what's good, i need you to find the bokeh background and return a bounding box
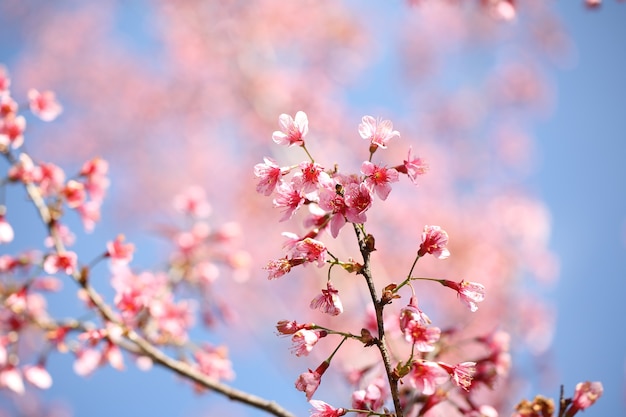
[0,1,624,416]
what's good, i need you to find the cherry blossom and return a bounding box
[407,360,449,395]
[254,157,284,196]
[295,161,333,193]
[295,362,328,400]
[441,279,485,312]
[43,251,78,275]
[290,329,323,357]
[63,180,87,209]
[194,344,234,382]
[28,89,63,121]
[23,364,53,389]
[351,380,385,413]
[418,225,450,259]
[292,238,327,267]
[404,321,441,352]
[106,234,135,266]
[273,179,306,221]
[570,381,603,413]
[272,111,309,147]
[310,281,343,316]
[343,182,372,224]
[361,161,399,200]
[173,185,212,218]
[438,361,476,391]
[0,114,26,150]
[396,146,428,184]
[358,115,400,149]
[0,366,25,394]
[309,400,346,417]
[318,186,348,238]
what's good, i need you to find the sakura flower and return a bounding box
[352,381,385,412]
[28,89,63,121]
[571,381,603,412]
[295,162,333,193]
[441,279,485,312]
[0,113,26,150]
[404,321,441,352]
[309,400,346,417]
[276,320,307,335]
[396,146,428,184]
[290,329,323,357]
[8,153,41,183]
[0,95,17,116]
[76,200,102,232]
[0,215,14,243]
[273,111,308,147]
[43,251,78,275]
[254,157,283,196]
[62,180,86,209]
[358,115,400,149]
[0,366,24,394]
[418,225,450,259]
[106,235,135,266]
[399,296,431,332]
[408,360,449,395]
[292,237,327,267]
[295,362,328,400]
[80,157,109,203]
[361,161,399,200]
[194,344,234,381]
[23,364,53,389]
[264,257,301,280]
[273,179,306,221]
[310,281,343,316]
[318,186,348,238]
[438,361,476,391]
[343,182,372,224]
[38,162,66,196]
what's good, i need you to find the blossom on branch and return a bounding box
[309,400,346,417]
[418,225,450,259]
[273,111,308,147]
[43,251,78,275]
[254,157,284,196]
[358,115,399,149]
[441,279,485,312]
[310,281,343,316]
[361,161,399,200]
[28,89,63,122]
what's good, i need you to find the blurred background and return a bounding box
[0,1,624,416]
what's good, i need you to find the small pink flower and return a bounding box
[292,237,327,267]
[361,161,399,200]
[0,215,14,244]
[344,182,372,224]
[310,281,343,316]
[43,251,78,275]
[0,114,26,149]
[38,162,66,196]
[408,360,449,395]
[0,366,24,394]
[290,329,322,357]
[76,201,102,232]
[295,162,333,193]
[309,400,346,417]
[358,115,400,149]
[438,361,476,391]
[318,186,348,238]
[404,321,441,352]
[571,381,603,411]
[80,157,109,203]
[106,234,135,266]
[23,364,53,389]
[400,146,428,184]
[442,279,485,312]
[194,344,234,382]
[352,381,385,412]
[399,296,431,332]
[418,225,450,259]
[63,180,86,209]
[264,257,297,280]
[28,89,63,121]
[254,157,283,196]
[273,111,308,147]
[295,362,328,400]
[273,179,306,221]
[0,95,17,117]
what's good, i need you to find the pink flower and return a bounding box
[292,237,327,267]
[254,157,283,196]
[309,400,346,417]
[438,361,476,391]
[106,235,135,266]
[80,157,109,203]
[361,161,399,200]
[318,186,348,238]
[344,182,372,224]
[0,114,26,150]
[28,89,63,121]
[310,281,343,316]
[76,201,102,232]
[273,179,306,221]
[571,381,603,412]
[399,296,431,332]
[194,344,235,382]
[404,321,441,352]
[408,360,449,395]
[38,162,66,196]
[23,364,53,389]
[63,180,87,209]
[264,257,297,280]
[418,225,450,259]
[0,366,24,394]
[0,215,14,244]
[358,115,399,149]
[400,146,428,184]
[290,329,322,357]
[0,95,17,117]
[442,279,485,312]
[295,162,333,193]
[295,362,328,400]
[43,251,78,275]
[272,111,308,147]
[352,381,385,413]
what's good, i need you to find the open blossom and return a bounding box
[292,237,327,267]
[43,251,78,275]
[63,180,87,209]
[399,296,431,332]
[28,89,63,121]
[272,111,308,147]
[318,186,348,238]
[290,329,323,357]
[309,400,346,417]
[310,281,343,316]
[295,161,333,193]
[273,178,306,221]
[0,113,26,150]
[194,344,234,382]
[418,225,450,259]
[358,115,400,149]
[361,161,399,200]
[408,360,449,395]
[438,361,476,391]
[404,321,441,352]
[264,257,295,280]
[442,279,485,312]
[106,235,135,266]
[344,182,372,224]
[254,157,283,196]
[398,146,428,184]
